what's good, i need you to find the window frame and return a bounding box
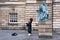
[9,13,18,24]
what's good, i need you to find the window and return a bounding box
[9,13,18,24]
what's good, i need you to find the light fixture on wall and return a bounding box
[11,7,16,13]
[12,8,15,12]
[12,8,15,11]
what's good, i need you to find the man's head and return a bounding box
[30,18,33,21]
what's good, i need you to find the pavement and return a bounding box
[0,30,60,40]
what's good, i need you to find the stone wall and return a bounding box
[53,0,60,32]
[0,0,53,30]
[1,0,60,31]
[0,4,26,30]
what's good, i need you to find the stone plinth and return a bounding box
[38,21,52,37]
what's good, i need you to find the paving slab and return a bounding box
[0,30,60,40]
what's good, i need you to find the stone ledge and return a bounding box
[0,27,38,30]
[0,27,25,30]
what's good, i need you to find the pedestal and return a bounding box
[38,21,52,37]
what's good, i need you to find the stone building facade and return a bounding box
[53,0,60,32]
[0,0,37,30]
[0,0,60,32]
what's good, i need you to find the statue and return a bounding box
[36,1,49,22]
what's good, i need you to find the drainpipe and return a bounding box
[52,0,54,33]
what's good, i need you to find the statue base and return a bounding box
[38,21,52,37]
